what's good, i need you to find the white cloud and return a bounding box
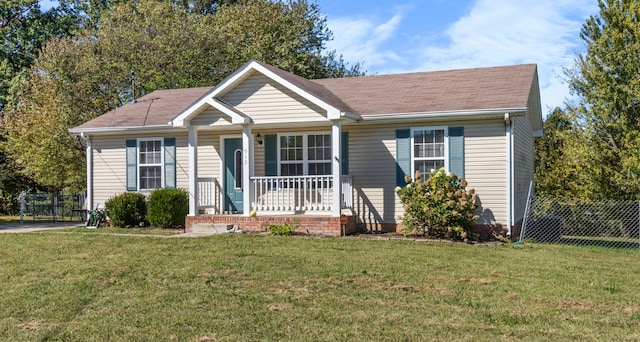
[415,0,597,113]
[326,0,598,113]
[326,9,405,67]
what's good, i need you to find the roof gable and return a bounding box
[172,60,346,126]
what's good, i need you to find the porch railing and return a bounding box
[251,175,352,212]
[197,177,220,213]
[341,175,353,209]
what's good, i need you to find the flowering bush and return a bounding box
[395,168,479,241]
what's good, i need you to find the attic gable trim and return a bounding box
[206,98,252,125]
[248,62,342,119]
[172,61,343,127]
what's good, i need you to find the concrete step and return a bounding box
[191,223,242,234]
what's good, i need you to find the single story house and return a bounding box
[70,60,542,238]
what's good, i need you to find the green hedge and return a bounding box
[147,188,188,228]
[105,192,147,228]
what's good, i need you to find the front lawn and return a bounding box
[0,233,638,341]
[60,227,184,236]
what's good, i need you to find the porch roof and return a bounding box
[70,61,540,133]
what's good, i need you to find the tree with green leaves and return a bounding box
[3,0,363,192]
[0,0,78,204]
[0,0,76,110]
[212,0,362,79]
[534,108,587,199]
[564,0,640,200]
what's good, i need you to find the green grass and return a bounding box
[0,233,639,341]
[60,227,184,236]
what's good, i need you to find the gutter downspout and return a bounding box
[505,113,513,237]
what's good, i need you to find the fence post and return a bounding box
[53,195,58,223]
[638,201,639,251]
[18,191,26,224]
[518,181,534,243]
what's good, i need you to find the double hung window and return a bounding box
[139,139,163,190]
[412,127,447,176]
[279,133,331,176]
[126,137,175,191]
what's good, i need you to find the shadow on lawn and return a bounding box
[557,236,640,249]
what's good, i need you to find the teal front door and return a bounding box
[224,138,243,213]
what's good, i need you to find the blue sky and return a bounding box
[40,0,599,113]
[320,0,599,113]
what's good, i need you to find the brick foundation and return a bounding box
[358,222,521,241]
[186,215,519,240]
[186,214,357,237]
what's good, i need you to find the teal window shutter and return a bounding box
[396,129,411,186]
[125,139,137,191]
[341,131,349,175]
[164,137,176,188]
[448,127,464,178]
[264,134,277,176]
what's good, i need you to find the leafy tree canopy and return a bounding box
[534,108,587,199]
[564,0,640,200]
[2,0,363,192]
[0,0,76,111]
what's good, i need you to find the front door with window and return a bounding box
[224,138,243,213]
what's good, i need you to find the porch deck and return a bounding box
[197,175,353,215]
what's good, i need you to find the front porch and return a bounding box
[172,61,358,234]
[190,174,356,236]
[186,122,349,218]
[197,175,353,214]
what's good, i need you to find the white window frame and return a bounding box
[137,137,164,190]
[277,132,332,176]
[410,126,448,178]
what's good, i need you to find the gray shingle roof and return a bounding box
[313,64,537,115]
[72,87,211,130]
[71,62,537,131]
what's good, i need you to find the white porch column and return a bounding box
[85,135,93,211]
[242,124,252,216]
[331,120,342,217]
[188,126,198,216]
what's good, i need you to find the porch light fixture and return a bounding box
[256,133,263,146]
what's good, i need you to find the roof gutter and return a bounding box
[360,108,527,121]
[341,111,362,121]
[68,124,178,135]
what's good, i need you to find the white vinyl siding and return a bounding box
[220,73,327,124]
[190,107,233,127]
[513,113,535,224]
[345,121,508,229]
[348,124,398,228]
[90,133,190,207]
[89,119,510,229]
[463,121,508,226]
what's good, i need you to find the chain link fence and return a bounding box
[18,193,86,223]
[519,194,640,249]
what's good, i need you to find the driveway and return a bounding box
[0,222,83,233]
